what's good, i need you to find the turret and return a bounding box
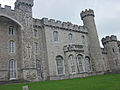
[80,9,104,72]
[14,0,34,25]
[15,0,34,11]
[102,35,117,45]
[102,35,120,71]
[14,0,34,27]
[14,0,38,81]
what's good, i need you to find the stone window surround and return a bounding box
[53,31,59,42]
[9,59,17,80]
[9,40,16,53]
[9,26,15,35]
[68,54,76,74]
[56,55,64,75]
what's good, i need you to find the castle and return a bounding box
[0,0,120,82]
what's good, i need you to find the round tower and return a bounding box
[80,9,104,72]
[102,35,120,71]
[15,0,34,25]
[14,0,38,81]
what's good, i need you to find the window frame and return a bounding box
[85,56,92,72]
[53,31,59,42]
[76,54,84,73]
[9,59,17,80]
[68,33,73,41]
[9,40,15,53]
[36,59,41,77]
[56,56,64,75]
[33,29,38,38]
[68,54,76,74]
[9,26,15,35]
[81,35,85,44]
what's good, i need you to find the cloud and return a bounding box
[0,0,120,46]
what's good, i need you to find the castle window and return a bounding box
[36,60,41,78]
[34,42,38,53]
[76,54,84,73]
[112,48,115,53]
[53,31,58,42]
[9,26,15,35]
[33,29,38,38]
[68,55,76,73]
[9,40,15,53]
[81,35,85,44]
[9,59,17,80]
[68,33,73,41]
[85,56,92,72]
[56,56,64,75]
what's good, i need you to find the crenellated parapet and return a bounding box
[101,48,107,54]
[33,18,43,28]
[117,41,120,47]
[41,18,88,34]
[0,4,16,20]
[101,35,117,45]
[80,9,94,20]
[15,0,34,8]
[0,4,15,12]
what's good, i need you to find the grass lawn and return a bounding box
[0,74,120,90]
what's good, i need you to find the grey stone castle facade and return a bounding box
[0,0,120,82]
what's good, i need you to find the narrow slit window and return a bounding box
[9,40,15,53]
[9,26,15,35]
[53,31,58,42]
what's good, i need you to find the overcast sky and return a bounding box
[0,0,120,46]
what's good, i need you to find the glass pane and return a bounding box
[9,60,16,79]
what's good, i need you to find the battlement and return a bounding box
[15,0,34,7]
[0,4,15,15]
[101,35,117,45]
[0,4,14,11]
[33,18,43,28]
[117,41,120,47]
[80,9,94,20]
[101,48,107,54]
[41,18,88,33]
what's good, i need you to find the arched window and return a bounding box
[76,54,84,73]
[53,31,58,42]
[56,56,64,75]
[68,55,76,73]
[33,29,38,38]
[85,56,91,72]
[9,59,17,80]
[9,26,15,35]
[36,60,42,78]
[68,33,73,41]
[9,40,15,53]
